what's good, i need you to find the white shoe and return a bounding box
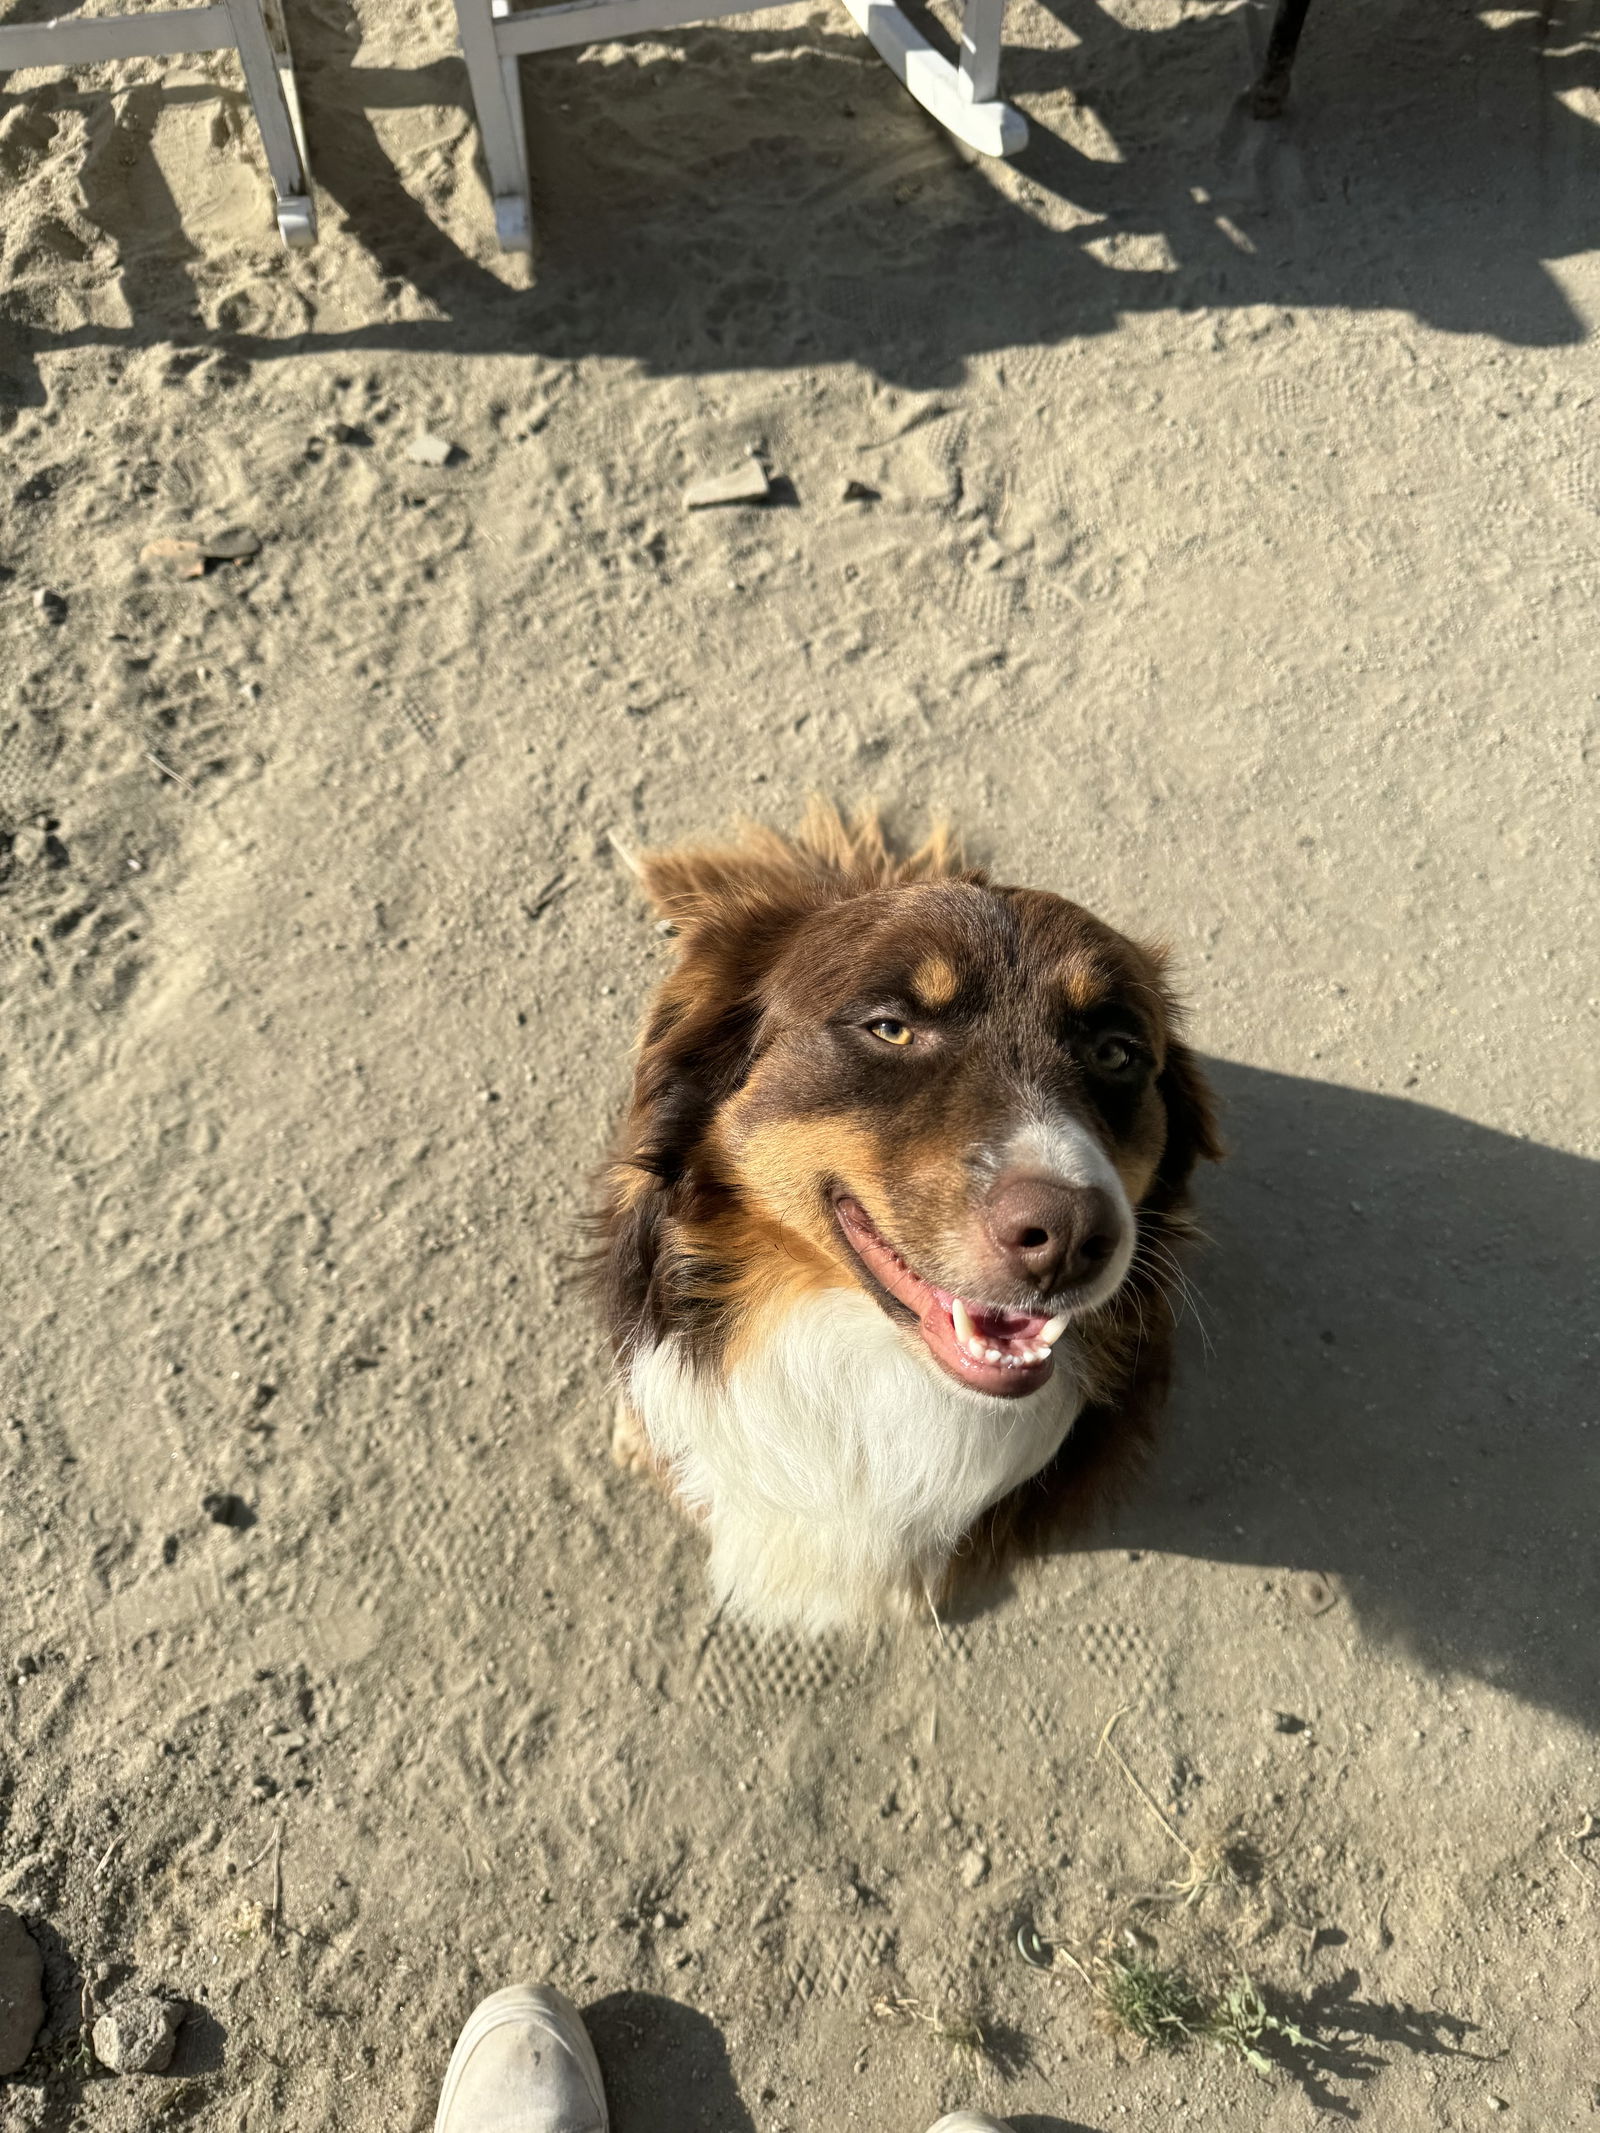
[926,2116,1015,2133]
[434,1985,608,2133]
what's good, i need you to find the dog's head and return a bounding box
[605,805,1219,1399]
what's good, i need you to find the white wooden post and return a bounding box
[452,0,532,251]
[223,0,315,242]
[0,0,316,245]
[956,0,1005,106]
[454,0,1026,252]
[836,0,1025,157]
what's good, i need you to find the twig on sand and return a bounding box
[1559,1810,1600,1888]
[146,749,192,790]
[922,1575,949,1651]
[239,1828,278,1875]
[1097,1706,1196,1865]
[270,1820,284,1941]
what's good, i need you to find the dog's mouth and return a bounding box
[832,1195,1070,1401]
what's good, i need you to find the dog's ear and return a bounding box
[632,801,980,933]
[1150,1036,1223,1210]
[623,837,832,1191]
[595,844,825,1360]
[637,844,821,938]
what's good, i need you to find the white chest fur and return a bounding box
[628,1289,1083,1631]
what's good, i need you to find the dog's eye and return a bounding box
[1091,1035,1137,1073]
[868,1018,914,1047]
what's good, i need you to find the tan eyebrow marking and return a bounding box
[1060,962,1107,1010]
[909,955,960,1010]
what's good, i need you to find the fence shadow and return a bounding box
[1,0,1597,399]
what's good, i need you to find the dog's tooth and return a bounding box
[1038,1312,1070,1347]
[951,1297,977,1348]
[984,1347,1002,1363]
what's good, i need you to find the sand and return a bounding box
[2,0,1598,2125]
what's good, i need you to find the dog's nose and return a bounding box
[986,1175,1122,1294]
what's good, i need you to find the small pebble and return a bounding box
[10,825,47,866]
[1293,1572,1338,1615]
[200,526,261,561]
[1266,1710,1307,1734]
[958,1847,989,1889]
[406,433,459,467]
[92,1997,182,2076]
[201,1492,253,1529]
[31,588,67,623]
[685,462,770,510]
[140,538,205,580]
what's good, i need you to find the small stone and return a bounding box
[92,1996,181,2075]
[201,1492,253,1530]
[1486,2099,1507,2114]
[1292,1572,1337,1615]
[10,825,47,866]
[958,1847,989,1889]
[0,1906,45,2075]
[405,432,459,467]
[200,526,261,562]
[140,538,205,581]
[31,588,67,624]
[684,462,770,510]
[1266,1710,1307,1734]
[841,479,880,503]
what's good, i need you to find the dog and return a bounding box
[594,803,1220,1631]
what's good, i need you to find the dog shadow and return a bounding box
[1097,1059,1600,1732]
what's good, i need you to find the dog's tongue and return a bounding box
[935,1294,1058,1367]
[835,1196,1060,1397]
[965,1302,1052,1345]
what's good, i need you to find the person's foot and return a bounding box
[926,2115,1016,2133]
[434,1984,608,2133]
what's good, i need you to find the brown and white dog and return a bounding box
[595,804,1220,1631]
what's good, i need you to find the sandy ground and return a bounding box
[2,0,1599,2126]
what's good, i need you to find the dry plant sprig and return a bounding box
[1096,1706,1231,1908]
[869,1990,988,2069]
